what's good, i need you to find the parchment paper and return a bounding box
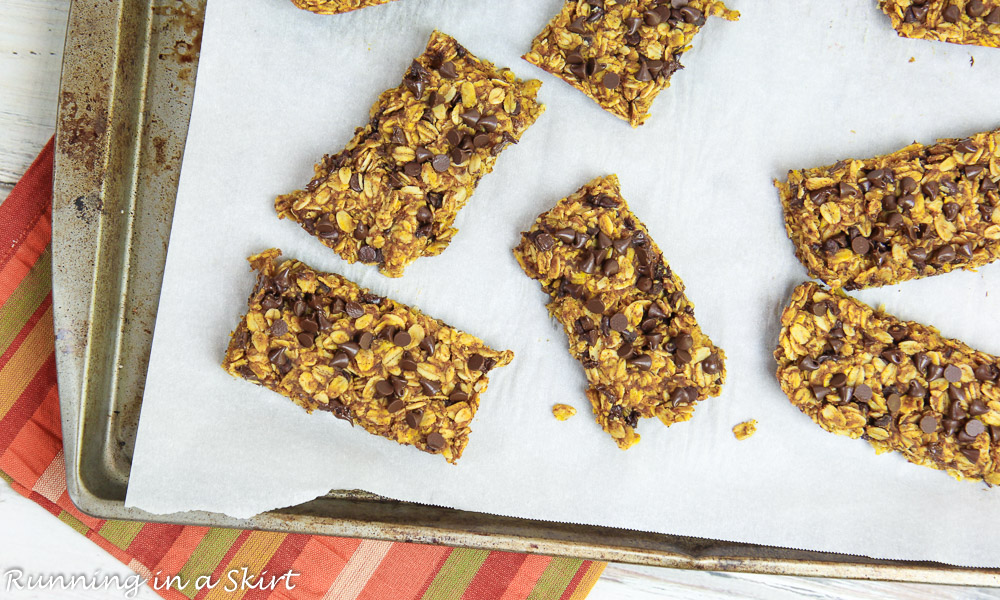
[125,0,1000,566]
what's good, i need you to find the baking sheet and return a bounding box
[125,0,1000,567]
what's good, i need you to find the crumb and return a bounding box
[733,420,757,441]
[909,57,915,63]
[970,56,975,67]
[552,404,577,421]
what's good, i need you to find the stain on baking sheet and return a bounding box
[154,0,205,66]
[59,89,110,173]
[73,193,104,224]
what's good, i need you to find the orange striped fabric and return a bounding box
[0,138,606,599]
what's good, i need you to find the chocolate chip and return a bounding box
[425,432,446,451]
[966,164,986,178]
[297,332,314,347]
[478,115,499,133]
[339,341,361,358]
[468,354,485,371]
[627,354,652,370]
[908,379,926,398]
[927,363,944,381]
[554,228,577,244]
[270,320,288,337]
[582,299,603,315]
[460,109,481,128]
[943,418,961,435]
[439,61,458,78]
[961,448,981,463]
[601,71,620,89]
[637,277,653,292]
[578,251,597,274]
[610,312,628,332]
[943,364,962,383]
[567,15,587,33]
[268,346,287,365]
[907,247,927,262]
[949,391,968,417]
[416,205,433,224]
[670,387,690,406]
[403,161,421,177]
[431,154,450,173]
[420,337,435,355]
[851,236,871,255]
[375,379,394,397]
[829,373,847,388]
[943,4,961,22]
[702,354,722,375]
[405,409,423,428]
[672,333,694,350]
[393,331,411,347]
[854,383,873,401]
[602,258,620,276]
[988,7,1000,24]
[812,386,832,401]
[449,390,469,405]
[881,348,904,365]
[387,398,406,413]
[358,331,373,350]
[942,202,960,221]
[300,316,319,335]
[919,414,939,433]
[975,364,997,381]
[415,379,439,396]
[957,139,978,154]
[533,232,555,251]
[679,5,704,24]
[799,357,820,371]
[887,393,902,413]
[675,349,691,364]
[647,304,667,320]
[965,418,986,438]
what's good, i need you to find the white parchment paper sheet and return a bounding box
[125,0,1000,566]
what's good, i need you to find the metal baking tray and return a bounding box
[50,0,1000,586]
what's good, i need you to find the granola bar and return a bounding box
[290,0,401,15]
[878,0,1000,48]
[513,175,726,449]
[276,31,545,278]
[523,0,738,127]
[775,281,1000,484]
[222,249,514,463]
[776,128,1000,290]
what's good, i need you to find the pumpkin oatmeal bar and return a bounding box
[276,31,544,277]
[523,0,738,127]
[290,0,401,14]
[222,249,514,463]
[775,281,1000,484]
[878,0,1000,48]
[514,175,726,449]
[776,127,1000,290]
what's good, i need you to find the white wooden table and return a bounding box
[1,2,998,598]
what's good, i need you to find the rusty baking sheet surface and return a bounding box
[49,0,1000,585]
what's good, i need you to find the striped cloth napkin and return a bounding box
[0,138,606,600]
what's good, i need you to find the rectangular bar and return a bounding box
[776,127,1000,290]
[290,0,402,14]
[523,0,738,127]
[513,175,726,449]
[222,249,514,463]
[775,281,1000,484]
[276,31,544,278]
[878,0,1000,48]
